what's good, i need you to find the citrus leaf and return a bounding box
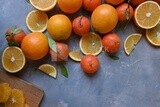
[48,37,57,52]
[109,55,119,60]
[60,64,68,78]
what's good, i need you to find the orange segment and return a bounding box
[79,32,102,55]
[26,10,48,32]
[5,89,25,107]
[146,22,160,46]
[124,33,142,55]
[30,0,57,11]
[69,50,82,61]
[2,46,26,73]
[134,1,160,29]
[0,83,11,103]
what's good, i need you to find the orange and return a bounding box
[26,10,48,32]
[0,83,11,103]
[30,0,57,11]
[57,0,82,14]
[105,0,125,6]
[91,4,118,34]
[80,55,100,74]
[2,46,26,73]
[116,3,134,22]
[69,50,82,62]
[83,0,102,12]
[130,0,145,6]
[134,1,160,29]
[49,42,69,61]
[47,14,72,41]
[21,32,49,60]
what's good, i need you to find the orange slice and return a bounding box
[30,0,57,11]
[124,33,142,55]
[69,50,82,61]
[134,1,160,29]
[5,89,25,107]
[26,10,48,32]
[38,64,57,78]
[146,22,160,46]
[2,46,26,73]
[79,32,102,55]
[0,83,11,103]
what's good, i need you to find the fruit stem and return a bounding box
[79,16,83,26]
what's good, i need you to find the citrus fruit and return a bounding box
[146,22,160,46]
[21,32,49,60]
[72,16,91,37]
[47,14,72,41]
[30,0,57,11]
[134,1,160,29]
[79,32,102,55]
[57,0,82,14]
[38,64,57,78]
[2,46,26,73]
[0,83,11,103]
[91,4,118,34]
[49,42,69,61]
[83,0,102,12]
[130,0,145,6]
[102,33,121,54]
[5,89,25,107]
[116,3,134,22]
[26,10,48,32]
[69,50,82,61]
[124,33,142,55]
[105,0,125,6]
[80,55,100,74]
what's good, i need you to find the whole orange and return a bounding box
[72,16,91,37]
[91,4,118,34]
[102,33,121,54]
[80,55,100,74]
[47,14,72,41]
[21,32,49,60]
[57,0,82,14]
[49,42,69,62]
[83,0,102,12]
[105,0,125,5]
[116,3,134,22]
[130,0,145,6]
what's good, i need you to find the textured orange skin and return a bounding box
[102,33,121,54]
[130,0,145,6]
[83,0,102,12]
[80,55,100,74]
[21,32,49,60]
[105,0,125,5]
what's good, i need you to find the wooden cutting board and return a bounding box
[0,71,44,107]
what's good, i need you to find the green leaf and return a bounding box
[60,64,68,78]
[109,55,119,60]
[10,26,21,34]
[48,37,57,52]
[26,0,30,4]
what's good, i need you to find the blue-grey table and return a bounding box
[0,0,160,107]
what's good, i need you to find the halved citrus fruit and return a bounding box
[79,32,102,55]
[146,22,160,46]
[2,46,26,73]
[5,89,25,107]
[0,83,11,103]
[38,64,57,78]
[134,1,160,29]
[26,10,48,32]
[69,50,82,61]
[30,0,57,11]
[124,33,142,55]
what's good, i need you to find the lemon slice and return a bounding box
[134,1,160,29]
[5,89,25,107]
[69,50,82,61]
[26,10,48,32]
[124,33,142,55]
[2,46,26,73]
[0,83,11,103]
[30,0,57,12]
[38,64,57,78]
[79,32,102,55]
[146,22,160,46]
